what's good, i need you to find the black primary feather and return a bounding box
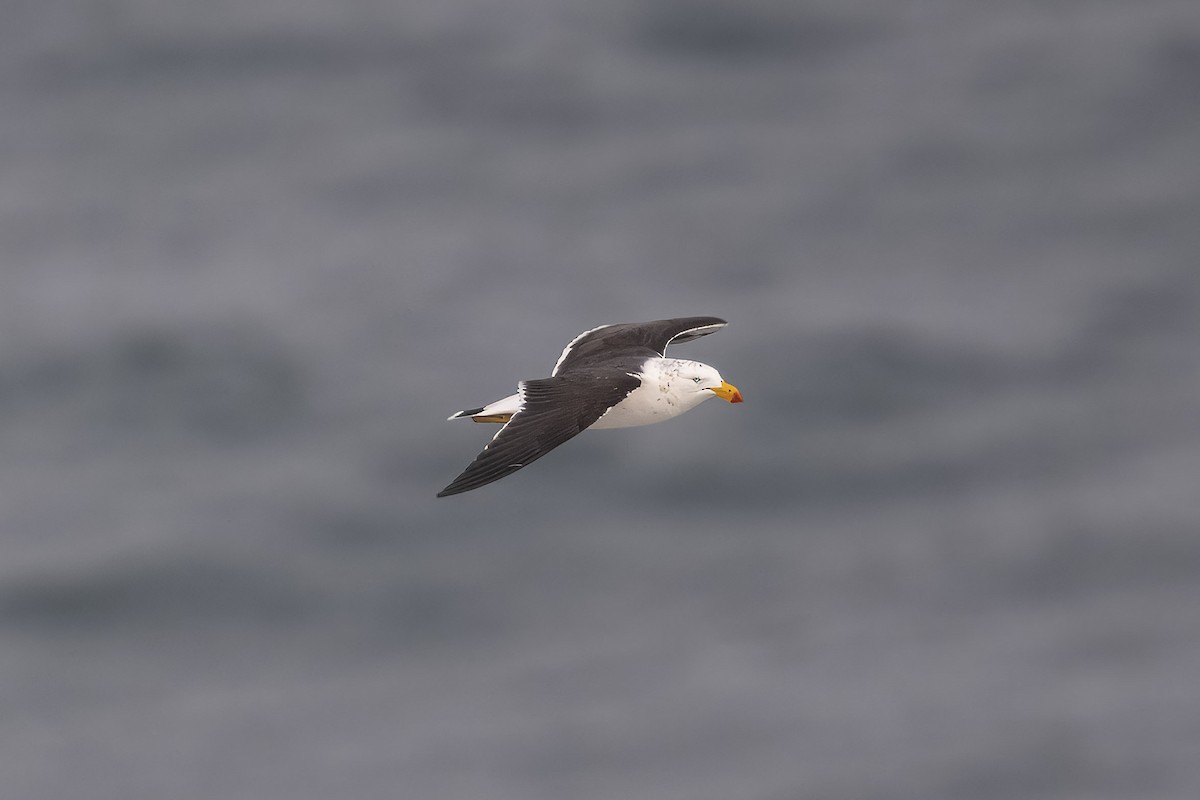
[437,370,640,497]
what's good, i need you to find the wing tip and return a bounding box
[436,472,500,498]
[436,475,478,497]
[687,317,728,330]
[663,318,729,349]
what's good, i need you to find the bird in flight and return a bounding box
[438,316,742,497]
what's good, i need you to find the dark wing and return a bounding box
[437,371,640,497]
[551,316,727,375]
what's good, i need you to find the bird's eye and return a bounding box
[693,376,702,383]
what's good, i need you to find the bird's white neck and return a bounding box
[590,358,713,429]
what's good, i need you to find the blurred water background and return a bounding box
[3,1,1200,798]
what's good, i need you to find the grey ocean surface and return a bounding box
[4,1,1200,798]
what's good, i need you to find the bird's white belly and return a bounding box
[590,382,694,429]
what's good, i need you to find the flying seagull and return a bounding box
[438,316,742,497]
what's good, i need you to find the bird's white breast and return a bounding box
[589,358,710,429]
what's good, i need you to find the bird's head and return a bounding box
[673,360,743,404]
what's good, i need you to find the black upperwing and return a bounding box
[437,371,640,497]
[551,317,727,376]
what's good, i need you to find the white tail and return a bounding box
[446,392,521,423]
